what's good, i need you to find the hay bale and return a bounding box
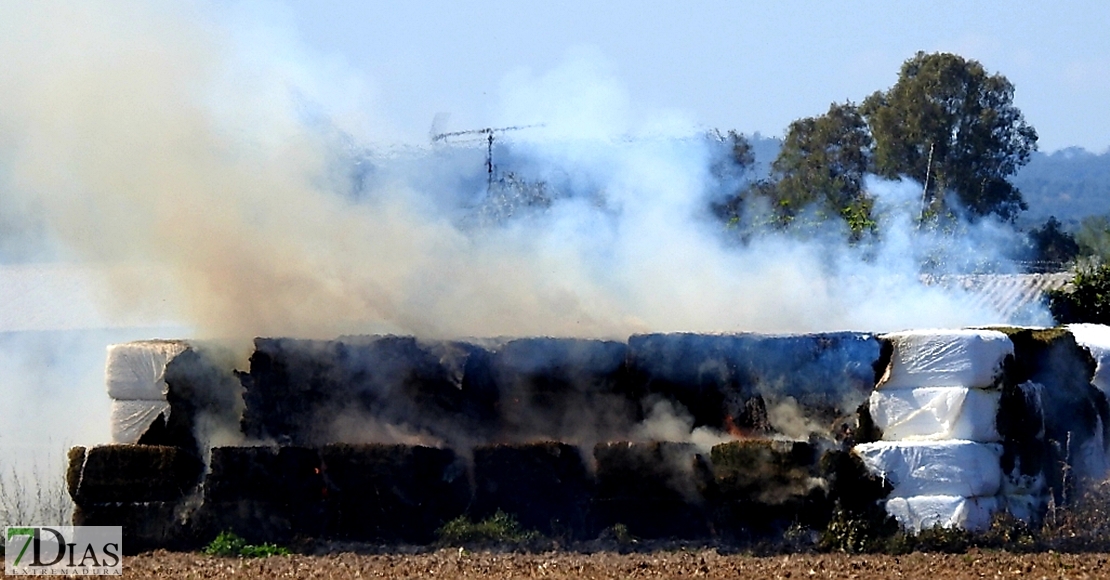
[472,442,593,538]
[106,341,242,457]
[66,446,85,500]
[627,333,879,437]
[204,446,281,503]
[592,441,712,539]
[73,502,184,554]
[710,440,824,515]
[992,327,1110,501]
[241,336,496,447]
[190,499,293,547]
[491,338,634,441]
[203,446,327,537]
[70,445,203,505]
[319,443,468,543]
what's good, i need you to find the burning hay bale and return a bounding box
[318,443,469,543]
[593,441,713,539]
[67,444,203,505]
[710,440,828,534]
[472,442,593,538]
[241,336,497,447]
[490,338,634,442]
[106,340,242,458]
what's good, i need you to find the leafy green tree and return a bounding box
[763,102,875,235]
[862,52,1038,222]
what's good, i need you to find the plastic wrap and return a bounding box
[869,386,1001,442]
[110,400,171,444]
[105,341,188,400]
[884,495,998,532]
[853,440,1002,498]
[1001,494,1047,524]
[876,329,1013,390]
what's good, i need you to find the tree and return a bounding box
[763,102,874,235]
[862,52,1038,222]
[1027,216,1079,267]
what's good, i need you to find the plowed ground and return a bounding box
[103,548,1110,579]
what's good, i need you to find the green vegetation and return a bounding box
[436,510,541,545]
[1048,264,1110,324]
[203,530,290,558]
[721,51,1038,239]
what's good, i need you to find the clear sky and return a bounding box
[282,0,1110,153]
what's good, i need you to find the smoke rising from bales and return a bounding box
[0,2,1040,344]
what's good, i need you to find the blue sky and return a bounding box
[284,1,1110,153]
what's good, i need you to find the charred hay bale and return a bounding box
[203,446,327,539]
[728,333,880,434]
[472,442,593,538]
[992,327,1110,501]
[204,446,280,503]
[190,499,294,547]
[626,333,878,437]
[490,338,634,441]
[710,440,828,534]
[592,441,713,539]
[69,445,203,505]
[318,444,468,543]
[241,336,496,447]
[73,502,185,554]
[626,334,742,431]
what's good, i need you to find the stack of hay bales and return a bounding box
[855,329,1018,531]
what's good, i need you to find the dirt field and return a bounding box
[97,548,1109,579]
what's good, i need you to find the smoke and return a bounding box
[0,0,1041,346]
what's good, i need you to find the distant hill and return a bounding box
[1012,147,1110,225]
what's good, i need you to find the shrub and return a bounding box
[203,530,290,558]
[436,511,541,545]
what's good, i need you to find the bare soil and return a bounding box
[87,548,1110,579]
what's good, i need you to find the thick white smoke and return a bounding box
[0,1,1035,344]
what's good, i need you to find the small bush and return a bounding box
[203,530,290,558]
[436,511,541,545]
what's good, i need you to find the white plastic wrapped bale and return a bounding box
[105,340,189,401]
[869,387,1001,442]
[885,495,998,533]
[1067,323,1110,395]
[876,329,1013,390]
[853,440,1002,498]
[110,400,171,444]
